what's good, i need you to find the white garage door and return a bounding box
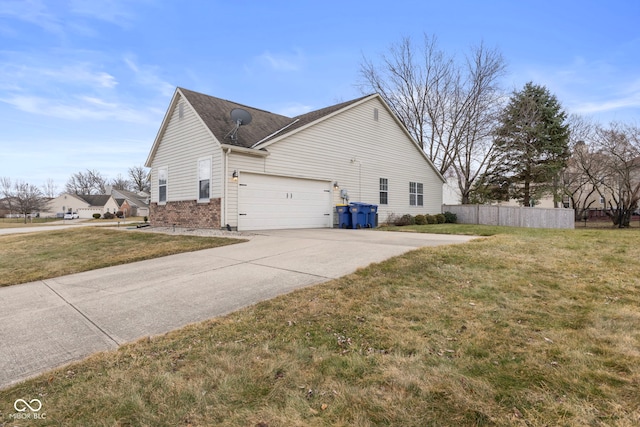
[238,173,333,231]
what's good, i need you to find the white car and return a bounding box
[64,212,79,219]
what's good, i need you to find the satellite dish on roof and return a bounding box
[230,108,252,126]
[226,108,252,141]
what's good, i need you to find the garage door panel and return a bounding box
[238,173,332,231]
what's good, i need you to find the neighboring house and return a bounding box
[44,193,119,219]
[145,87,445,231]
[110,188,150,217]
[497,195,556,209]
[442,176,462,205]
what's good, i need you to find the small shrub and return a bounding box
[435,213,446,224]
[384,213,399,226]
[116,211,124,218]
[396,214,415,226]
[443,211,458,223]
[426,214,437,224]
[414,214,427,225]
[103,212,115,219]
[92,213,101,219]
[143,216,148,223]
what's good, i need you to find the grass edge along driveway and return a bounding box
[0,227,245,287]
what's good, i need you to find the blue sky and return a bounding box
[1,0,639,191]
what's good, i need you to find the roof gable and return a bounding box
[179,88,293,149]
[145,88,444,183]
[111,189,149,207]
[146,88,373,164]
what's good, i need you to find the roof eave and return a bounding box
[145,88,182,167]
[374,95,446,184]
[220,144,270,157]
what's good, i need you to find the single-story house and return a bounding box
[110,188,150,218]
[44,193,119,219]
[145,87,445,231]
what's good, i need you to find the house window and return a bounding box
[198,158,211,201]
[158,167,167,203]
[379,178,388,205]
[410,182,423,206]
[178,102,184,119]
[600,196,605,205]
[374,108,379,121]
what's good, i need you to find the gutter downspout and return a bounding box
[223,147,230,228]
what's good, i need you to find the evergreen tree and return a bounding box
[482,82,570,206]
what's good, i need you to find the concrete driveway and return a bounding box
[0,228,475,389]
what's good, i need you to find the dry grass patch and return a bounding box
[0,217,60,228]
[0,227,244,286]
[1,227,639,426]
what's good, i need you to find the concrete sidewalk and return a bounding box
[0,228,476,390]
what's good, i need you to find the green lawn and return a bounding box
[1,225,639,426]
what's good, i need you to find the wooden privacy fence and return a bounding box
[442,204,575,229]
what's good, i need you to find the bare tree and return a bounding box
[111,174,131,191]
[0,179,47,223]
[0,177,13,214]
[564,140,601,220]
[450,43,506,203]
[591,122,640,227]
[42,178,58,198]
[359,34,506,203]
[65,169,107,195]
[560,115,599,220]
[128,165,150,193]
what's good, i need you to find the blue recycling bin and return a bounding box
[349,202,373,228]
[336,205,351,229]
[368,204,378,228]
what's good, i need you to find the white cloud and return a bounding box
[42,65,119,88]
[514,56,640,121]
[572,92,640,115]
[258,50,305,71]
[275,102,313,117]
[0,0,63,35]
[0,53,118,90]
[0,49,173,127]
[0,94,158,124]
[124,55,174,97]
[68,0,136,27]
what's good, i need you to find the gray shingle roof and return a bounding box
[76,195,111,207]
[112,189,149,208]
[178,88,373,149]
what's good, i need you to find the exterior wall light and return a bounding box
[232,170,238,181]
[333,181,339,189]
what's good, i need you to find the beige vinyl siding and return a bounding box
[226,153,267,227]
[225,97,443,227]
[149,94,223,203]
[265,98,441,218]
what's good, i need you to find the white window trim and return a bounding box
[197,156,212,203]
[379,178,388,205]
[158,166,168,205]
[410,181,424,206]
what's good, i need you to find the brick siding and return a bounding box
[150,199,221,229]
